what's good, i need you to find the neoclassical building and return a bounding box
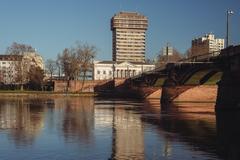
[93,61,155,80]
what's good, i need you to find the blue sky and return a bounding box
[0,0,239,61]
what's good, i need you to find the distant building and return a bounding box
[93,61,155,80]
[191,33,225,57]
[23,52,44,70]
[0,52,44,84]
[0,55,22,84]
[92,11,154,80]
[111,12,148,63]
[162,46,173,56]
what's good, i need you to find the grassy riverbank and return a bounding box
[0,90,96,98]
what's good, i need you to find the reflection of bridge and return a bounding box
[142,100,240,160]
[125,45,240,109]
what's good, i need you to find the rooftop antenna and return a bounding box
[120,2,122,11]
[135,4,138,12]
[166,42,170,63]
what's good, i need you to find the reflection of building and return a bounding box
[191,33,225,57]
[93,61,155,80]
[0,98,45,146]
[94,102,144,159]
[54,97,95,143]
[162,140,172,157]
[111,12,148,63]
[112,108,144,159]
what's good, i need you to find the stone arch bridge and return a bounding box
[125,45,240,110]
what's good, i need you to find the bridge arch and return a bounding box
[161,63,222,103]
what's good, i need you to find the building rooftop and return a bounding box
[95,60,154,65]
[0,55,23,61]
[111,11,148,30]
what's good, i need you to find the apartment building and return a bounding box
[191,33,225,57]
[0,55,22,84]
[0,52,44,84]
[111,12,148,63]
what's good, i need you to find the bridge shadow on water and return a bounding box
[215,109,240,160]
[142,99,240,160]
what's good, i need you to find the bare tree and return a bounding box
[6,42,35,55]
[0,71,3,83]
[14,56,31,90]
[184,48,193,59]
[6,42,37,90]
[58,42,97,92]
[76,43,96,91]
[56,54,62,79]
[145,58,154,64]
[156,47,182,67]
[58,48,79,92]
[60,48,79,80]
[45,59,57,81]
[28,66,44,90]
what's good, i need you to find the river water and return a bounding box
[0,97,239,160]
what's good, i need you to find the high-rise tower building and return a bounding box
[111,12,148,63]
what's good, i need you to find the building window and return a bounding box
[109,71,112,75]
[97,70,100,74]
[103,70,106,74]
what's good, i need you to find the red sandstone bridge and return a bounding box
[125,45,240,110]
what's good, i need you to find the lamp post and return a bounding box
[112,63,115,79]
[226,10,234,47]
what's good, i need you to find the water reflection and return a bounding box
[142,100,218,159]
[94,100,145,159]
[55,97,94,144]
[216,110,240,160]
[0,98,45,146]
[0,97,239,159]
[112,103,143,159]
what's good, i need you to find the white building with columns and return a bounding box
[93,60,155,80]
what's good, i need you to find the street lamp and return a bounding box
[112,63,115,79]
[226,10,234,47]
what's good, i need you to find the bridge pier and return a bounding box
[216,46,240,110]
[216,71,240,110]
[161,84,196,104]
[160,64,194,104]
[161,68,176,104]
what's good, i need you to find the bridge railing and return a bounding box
[130,50,222,80]
[179,50,221,62]
[129,65,168,80]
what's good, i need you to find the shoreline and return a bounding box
[0,85,218,101]
[0,91,96,98]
